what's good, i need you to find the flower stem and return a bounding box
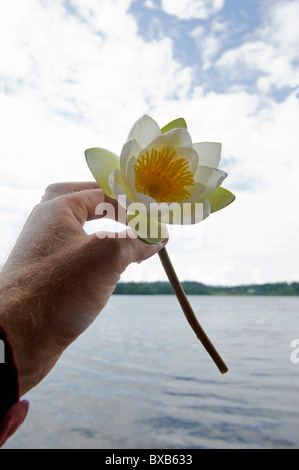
[158,247,228,375]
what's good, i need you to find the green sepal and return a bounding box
[208,187,235,213]
[137,236,160,245]
[161,118,187,134]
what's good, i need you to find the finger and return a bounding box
[115,229,169,265]
[41,182,101,202]
[62,189,127,225]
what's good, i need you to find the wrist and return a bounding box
[0,311,62,396]
[0,276,62,396]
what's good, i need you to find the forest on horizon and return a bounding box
[113,281,299,296]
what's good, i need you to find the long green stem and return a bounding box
[158,247,228,375]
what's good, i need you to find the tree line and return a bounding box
[113,281,299,296]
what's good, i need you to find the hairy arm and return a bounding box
[0,182,167,395]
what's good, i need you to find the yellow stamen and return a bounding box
[134,147,195,202]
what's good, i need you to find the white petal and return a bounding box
[125,155,136,191]
[125,157,140,202]
[175,146,199,173]
[145,133,175,151]
[193,142,222,168]
[144,128,192,152]
[194,166,227,199]
[108,169,131,208]
[159,203,184,224]
[127,115,161,149]
[151,201,182,219]
[184,182,207,202]
[120,139,140,185]
[133,191,157,209]
[159,198,210,225]
[165,127,193,148]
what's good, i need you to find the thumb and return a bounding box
[84,229,169,282]
[116,229,169,266]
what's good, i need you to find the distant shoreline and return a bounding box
[113,281,299,296]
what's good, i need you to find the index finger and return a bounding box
[41,182,101,202]
[62,189,127,226]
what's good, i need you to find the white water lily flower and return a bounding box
[85,115,235,244]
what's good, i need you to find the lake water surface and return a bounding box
[4,295,299,449]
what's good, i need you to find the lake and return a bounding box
[3,295,299,449]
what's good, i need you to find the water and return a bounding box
[3,295,299,449]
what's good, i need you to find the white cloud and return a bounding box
[216,1,299,94]
[145,0,158,9]
[190,21,226,70]
[149,87,299,280]
[262,0,299,61]
[161,0,225,20]
[0,0,298,286]
[0,0,194,260]
[217,41,295,93]
[0,0,194,174]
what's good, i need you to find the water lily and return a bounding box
[85,115,235,374]
[85,115,235,244]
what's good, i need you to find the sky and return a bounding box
[0,0,298,286]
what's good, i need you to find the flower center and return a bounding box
[134,147,194,202]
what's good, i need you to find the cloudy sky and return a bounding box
[0,0,298,286]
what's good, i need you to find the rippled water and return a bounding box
[4,295,299,449]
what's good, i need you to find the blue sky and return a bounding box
[0,0,299,286]
[130,0,263,72]
[131,0,296,101]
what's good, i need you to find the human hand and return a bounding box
[0,182,168,395]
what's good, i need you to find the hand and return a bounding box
[0,182,167,395]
